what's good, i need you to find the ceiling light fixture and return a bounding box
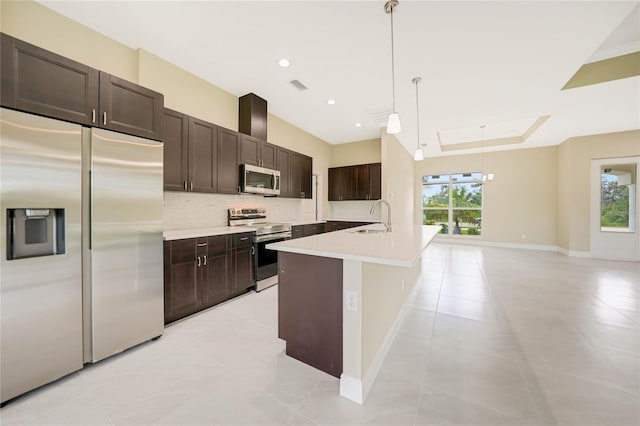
[355,123,362,127]
[278,58,290,68]
[412,77,423,161]
[385,0,401,134]
[327,99,336,105]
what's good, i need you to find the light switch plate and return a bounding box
[345,290,358,312]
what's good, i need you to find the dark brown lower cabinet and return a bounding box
[200,236,230,309]
[164,239,199,323]
[164,232,254,324]
[278,252,343,377]
[230,233,254,294]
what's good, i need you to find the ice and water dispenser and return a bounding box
[6,208,66,260]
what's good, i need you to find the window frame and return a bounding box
[422,172,483,237]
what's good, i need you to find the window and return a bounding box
[600,164,636,233]
[422,173,483,236]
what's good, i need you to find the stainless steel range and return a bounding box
[228,208,291,291]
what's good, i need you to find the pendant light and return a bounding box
[385,0,401,134]
[412,77,423,161]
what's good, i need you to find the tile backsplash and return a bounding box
[163,192,317,230]
[328,200,382,222]
[164,192,382,230]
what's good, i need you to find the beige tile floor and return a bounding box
[1,243,638,425]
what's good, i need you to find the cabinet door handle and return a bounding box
[183,181,187,191]
[251,246,255,255]
[103,112,107,125]
[92,109,96,123]
[197,243,207,247]
[240,237,248,241]
[203,255,207,266]
[197,256,201,267]
[190,181,193,191]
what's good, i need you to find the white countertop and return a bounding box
[267,224,440,267]
[163,226,255,241]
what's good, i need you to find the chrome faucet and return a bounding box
[370,199,392,232]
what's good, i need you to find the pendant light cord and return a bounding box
[415,78,420,149]
[390,7,396,112]
[481,125,485,180]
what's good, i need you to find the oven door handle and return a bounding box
[254,232,292,243]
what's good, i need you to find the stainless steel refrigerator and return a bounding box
[0,108,164,404]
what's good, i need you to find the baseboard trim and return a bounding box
[557,247,591,258]
[339,374,363,404]
[339,274,421,405]
[434,236,592,258]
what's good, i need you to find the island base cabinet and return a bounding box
[277,252,343,378]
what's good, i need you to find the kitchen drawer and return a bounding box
[167,238,196,264]
[303,223,325,236]
[291,225,304,239]
[208,234,230,252]
[233,232,253,248]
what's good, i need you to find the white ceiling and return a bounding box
[38,1,640,158]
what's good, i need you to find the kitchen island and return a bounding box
[267,224,440,404]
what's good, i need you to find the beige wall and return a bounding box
[138,50,238,131]
[557,141,572,250]
[361,260,420,374]
[414,146,558,246]
[1,0,138,82]
[558,130,640,253]
[381,132,414,225]
[330,139,381,167]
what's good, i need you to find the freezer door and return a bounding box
[88,127,164,362]
[0,108,83,403]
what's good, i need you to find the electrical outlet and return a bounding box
[345,290,358,312]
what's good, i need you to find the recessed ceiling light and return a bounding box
[327,99,336,105]
[355,123,362,127]
[278,58,290,68]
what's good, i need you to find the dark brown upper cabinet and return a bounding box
[1,33,164,141]
[163,108,189,191]
[189,117,218,193]
[328,167,354,201]
[99,71,163,141]
[1,33,99,126]
[355,163,381,200]
[239,134,277,169]
[217,127,241,194]
[289,151,313,199]
[276,147,291,197]
[329,163,381,201]
[278,149,312,199]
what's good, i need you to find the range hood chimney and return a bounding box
[239,93,267,140]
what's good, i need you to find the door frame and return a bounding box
[590,156,640,261]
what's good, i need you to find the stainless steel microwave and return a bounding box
[241,164,280,196]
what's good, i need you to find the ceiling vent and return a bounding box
[366,108,394,126]
[289,79,308,91]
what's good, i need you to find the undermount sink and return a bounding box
[351,229,388,234]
